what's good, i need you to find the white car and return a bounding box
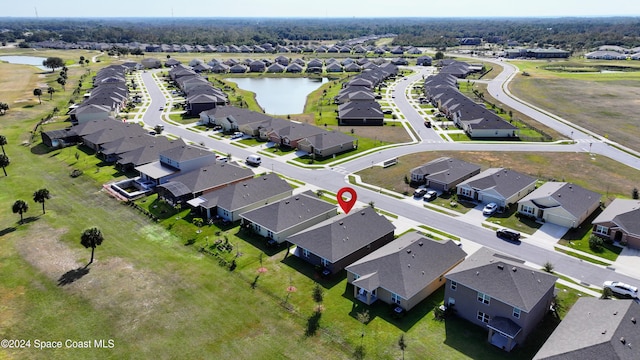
[231,132,244,139]
[603,281,639,299]
[482,202,498,216]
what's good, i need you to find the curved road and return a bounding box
[138,67,639,291]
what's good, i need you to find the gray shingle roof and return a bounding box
[446,247,556,312]
[533,298,640,360]
[519,182,601,218]
[286,207,395,262]
[593,199,640,236]
[346,232,467,299]
[241,192,336,233]
[158,162,253,195]
[160,144,213,163]
[297,131,356,152]
[199,173,292,211]
[459,168,537,200]
[410,157,480,184]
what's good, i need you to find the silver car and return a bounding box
[603,281,639,299]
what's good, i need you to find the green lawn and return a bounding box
[486,208,543,235]
[558,209,623,262]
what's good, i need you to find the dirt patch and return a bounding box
[16,223,170,335]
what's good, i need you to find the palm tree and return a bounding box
[33,88,42,104]
[47,86,56,100]
[0,153,9,176]
[0,134,7,154]
[12,200,29,224]
[80,227,104,265]
[33,188,51,214]
[57,77,66,91]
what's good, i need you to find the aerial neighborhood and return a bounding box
[2,14,640,360]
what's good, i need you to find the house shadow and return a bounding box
[0,226,16,237]
[235,227,285,257]
[343,283,443,332]
[31,143,54,155]
[280,254,346,289]
[57,266,90,286]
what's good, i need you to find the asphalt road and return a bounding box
[138,68,640,290]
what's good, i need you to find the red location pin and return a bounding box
[337,187,357,214]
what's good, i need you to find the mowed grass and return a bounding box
[510,59,640,151]
[356,151,640,200]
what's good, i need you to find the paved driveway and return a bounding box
[531,223,569,250]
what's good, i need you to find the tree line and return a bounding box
[3,17,640,50]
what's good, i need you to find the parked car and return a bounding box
[603,281,639,299]
[424,121,432,128]
[159,106,164,111]
[496,228,521,241]
[383,109,393,115]
[413,188,427,198]
[231,132,244,139]
[482,202,498,216]
[423,190,437,202]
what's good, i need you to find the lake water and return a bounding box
[0,55,49,70]
[230,77,328,115]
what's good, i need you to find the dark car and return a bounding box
[496,228,521,241]
[423,190,437,202]
[413,188,427,198]
[424,121,432,128]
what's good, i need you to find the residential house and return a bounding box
[136,144,217,186]
[337,100,384,126]
[445,247,557,351]
[533,298,640,359]
[240,191,337,244]
[592,199,640,248]
[156,162,253,206]
[249,60,266,72]
[266,122,326,148]
[457,168,537,209]
[347,232,467,311]
[518,182,601,228]
[266,63,285,73]
[287,207,396,274]
[296,130,357,158]
[190,173,293,221]
[410,157,481,191]
[141,58,162,69]
[416,56,433,66]
[326,62,343,72]
[286,63,304,73]
[199,106,273,133]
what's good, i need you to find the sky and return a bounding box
[5,0,640,18]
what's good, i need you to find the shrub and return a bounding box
[543,261,554,273]
[589,235,604,251]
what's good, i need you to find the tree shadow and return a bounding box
[57,266,90,286]
[0,226,17,237]
[18,216,40,225]
[305,310,322,336]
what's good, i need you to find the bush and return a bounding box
[589,235,604,251]
[70,169,83,178]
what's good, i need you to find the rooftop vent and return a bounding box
[512,267,517,272]
[418,242,423,246]
[285,201,290,204]
[422,271,425,275]
[407,249,412,254]
[408,264,411,268]
[497,265,504,270]
[614,311,618,316]
[632,317,637,324]
[476,271,480,276]
[339,221,344,226]
[621,337,626,344]
[602,330,607,335]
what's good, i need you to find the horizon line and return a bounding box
[2,15,640,19]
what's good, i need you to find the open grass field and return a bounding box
[510,59,640,151]
[356,151,640,200]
